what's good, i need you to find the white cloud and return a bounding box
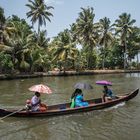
[44,0,64,5]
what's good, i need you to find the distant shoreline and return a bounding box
[0,69,140,80]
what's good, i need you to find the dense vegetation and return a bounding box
[0,0,140,74]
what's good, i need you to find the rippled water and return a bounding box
[0,73,140,140]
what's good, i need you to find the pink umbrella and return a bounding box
[29,84,52,94]
[96,80,112,86]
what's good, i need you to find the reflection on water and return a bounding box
[0,73,140,140]
[126,73,140,78]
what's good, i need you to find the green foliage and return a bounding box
[0,7,5,26]
[108,43,124,68]
[26,0,54,34]
[50,29,78,71]
[0,52,14,73]
[73,7,100,69]
[113,13,136,69]
[20,60,30,72]
[99,17,114,69]
[0,4,140,74]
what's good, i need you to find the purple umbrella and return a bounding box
[96,80,112,86]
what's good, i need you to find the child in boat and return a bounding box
[74,89,89,107]
[26,92,47,111]
[103,86,117,102]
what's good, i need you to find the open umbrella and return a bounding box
[96,80,112,86]
[74,82,93,90]
[29,84,52,94]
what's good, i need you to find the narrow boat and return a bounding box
[0,88,139,118]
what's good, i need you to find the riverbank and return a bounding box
[0,69,140,80]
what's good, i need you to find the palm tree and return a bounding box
[26,0,54,35]
[127,27,140,68]
[74,7,100,69]
[0,7,6,44]
[0,7,16,45]
[35,30,50,48]
[50,29,78,72]
[99,17,114,69]
[113,13,136,69]
[5,16,33,71]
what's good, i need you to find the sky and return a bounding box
[0,0,140,38]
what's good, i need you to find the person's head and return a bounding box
[75,88,82,94]
[35,92,40,97]
[71,88,82,99]
[104,85,108,90]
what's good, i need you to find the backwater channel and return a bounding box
[0,73,140,140]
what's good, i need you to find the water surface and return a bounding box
[0,73,140,140]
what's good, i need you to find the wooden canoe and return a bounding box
[0,88,139,118]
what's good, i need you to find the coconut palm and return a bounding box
[74,7,100,69]
[34,30,50,48]
[113,13,136,69]
[127,27,140,68]
[0,52,14,73]
[51,29,78,72]
[0,8,16,45]
[99,17,114,69]
[26,31,51,72]
[5,16,33,71]
[26,0,54,36]
[0,7,6,44]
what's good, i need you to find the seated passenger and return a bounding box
[26,92,47,111]
[74,89,89,107]
[70,89,78,108]
[103,86,117,102]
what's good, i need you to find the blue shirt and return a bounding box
[75,94,89,107]
[104,89,114,98]
[75,95,83,104]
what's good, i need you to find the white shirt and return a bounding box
[31,95,40,111]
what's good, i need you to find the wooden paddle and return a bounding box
[0,108,25,121]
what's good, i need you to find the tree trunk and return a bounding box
[87,46,93,69]
[37,21,40,43]
[123,41,127,69]
[102,46,105,69]
[137,52,139,69]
